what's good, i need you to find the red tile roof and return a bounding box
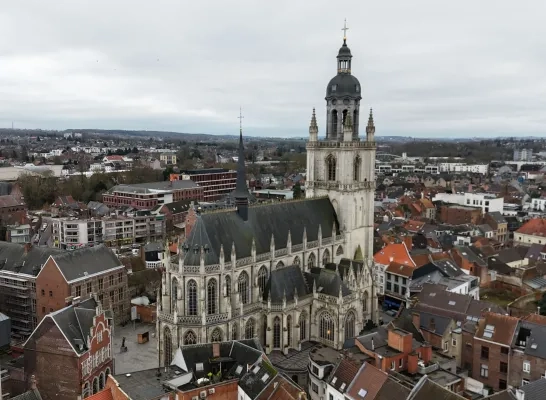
[475,312,519,346]
[86,388,113,400]
[0,195,24,208]
[374,243,416,267]
[517,218,546,237]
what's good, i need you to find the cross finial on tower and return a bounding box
[342,18,349,42]
[238,107,244,133]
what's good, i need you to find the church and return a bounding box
[157,31,377,366]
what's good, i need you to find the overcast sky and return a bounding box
[1,1,546,138]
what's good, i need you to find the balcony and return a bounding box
[417,361,439,375]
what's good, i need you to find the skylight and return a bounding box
[253,366,260,374]
[332,377,337,384]
[261,373,270,382]
[358,388,368,398]
[531,343,538,349]
[448,301,456,306]
[340,383,346,391]
[196,363,204,372]
[429,293,436,297]
[483,324,495,339]
[235,365,243,375]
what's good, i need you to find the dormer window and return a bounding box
[332,84,337,92]
[356,85,360,92]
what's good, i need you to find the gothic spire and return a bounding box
[234,107,249,220]
[366,108,375,137]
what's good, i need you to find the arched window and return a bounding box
[245,318,255,339]
[353,156,361,181]
[262,315,267,346]
[184,330,197,345]
[322,249,330,266]
[238,271,249,304]
[342,109,348,126]
[83,382,90,398]
[287,315,292,347]
[258,266,268,294]
[92,377,99,395]
[171,278,178,313]
[105,368,110,381]
[299,313,307,341]
[187,280,197,315]
[331,110,338,136]
[345,311,356,340]
[319,312,335,342]
[307,253,316,269]
[326,155,336,181]
[164,327,173,366]
[99,372,105,390]
[363,291,369,313]
[207,279,217,315]
[211,328,223,342]
[293,256,301,266]
[273,317,281,348]
[225,275,231,297]
[232,324,239,340]
[336,246,344,257]
[276,261,285,269]
[353,109,358,136]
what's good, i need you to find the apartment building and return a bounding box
[433,193,503,214]
[159,153,177,165]
[51,212,166,248]
[6,224,31,244]
[178,168,237,202]
[102,180,203,210]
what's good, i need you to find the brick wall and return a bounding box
[177,380,239,400]
[509,349,546,387]
[35,258,70,321]
[440,206,481,225]
[471,338,509,391]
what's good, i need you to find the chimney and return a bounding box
[30,375,37,390]
[515,388,525,400]
[213,342,220,358]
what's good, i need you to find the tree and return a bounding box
[539,293,546,315]
[293,182,303,199]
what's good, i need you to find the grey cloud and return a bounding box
[1,0,546,137]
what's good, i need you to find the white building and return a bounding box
[432,192,503,214]
[531,197,546,211]
[438,163,488,175]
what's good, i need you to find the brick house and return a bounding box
[440,205,482,225]
[509,314,546,387]
[35,245,129,323]
[0,195,27,220]
[484,212,508,244]
[24,298,113,400]
[472,312,519,391]
[157,199,192,227]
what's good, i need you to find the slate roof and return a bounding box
[113,365,185,400]
[264,266,310,302]
[9,389,43,400]
[162,199,192,214]
[0,195,24,208]
[418,311,452,336]
[496,248,524,264]
[518,378,546,400]
[484,391,516,400]
[376,378,411,400]
[487,211,507,224]
[182,197,339,265]
[44,244,122,282]
[238,359,278,400]
[0,242,65,275]
[46,298,98,355]
[305,268,351,297]
[511,319,546,359]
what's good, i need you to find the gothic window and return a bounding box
[363,291,369,313]
[92,377,99,395]
[164,327,173,366]
[353,156,361,181]
[245,318,255,339]
[225,275,231,297]
[187,280,197,316]
[258,266,268,294]
[345,311,356,340]
[307,253,316,269]
[238,271,250,304]
[273,316,281,348]
[171,278,178,313]
[287,315,292,347]
[326,155,336,181]
[293,256,301,266]
[207,279,217,315]
[319,312,335,342]
[184,330,197,345]
[211,328,223,342]
[98,372,105,390]
[276,261,285,269]
[232,324,238,340]
[299,313,307,341]
[262,315,267,346]
[105,368,110,380]
[353,110,358,135]
[336,246,344,257]
[342,109,348,126]
[322,248,330,266]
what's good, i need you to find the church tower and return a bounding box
[305,24,376,260]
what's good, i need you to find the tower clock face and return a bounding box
[343,99,350,105]
[332,99,337,105]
